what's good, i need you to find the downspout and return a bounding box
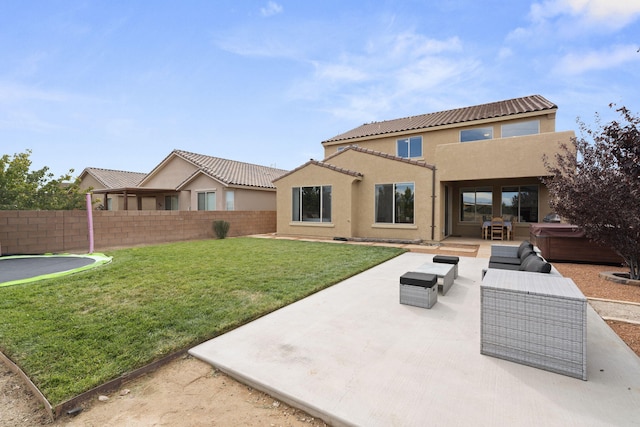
[431,166,436,241]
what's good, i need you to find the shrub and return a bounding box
[213,220,230,239]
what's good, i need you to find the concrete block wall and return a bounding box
[0,210,276,255]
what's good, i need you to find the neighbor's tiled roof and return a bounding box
[82,167,147,189]
[323,95,557,143]
[173,149,289,189]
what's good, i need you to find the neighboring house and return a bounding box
[79,167,149,210]
[82,149,288,211]
[274,95,575,242]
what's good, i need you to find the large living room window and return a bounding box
[292,186,332,222]
[375,182,415,224]
[460,127,493,142]
[501,120,539,138]
[460,187,492,222]
[501,185,539,222]
[396,136,422,158]
[197,191,216,211]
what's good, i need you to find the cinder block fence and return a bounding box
[0,210,276,255]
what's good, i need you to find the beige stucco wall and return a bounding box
[436,131,575,181]
[324,112,558,163]
[276,150,436,241]
[174,173,277,211]
[275,163,358,239]
[142,156,199,188]
[235,188,276,210]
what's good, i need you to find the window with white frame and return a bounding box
[197,191,216,211]
[165,195,179,211]
[225,191,235,211]
[460,187,492,222]
[375,182,415,224]
[396,136,422,158]
[292,186,332,222]
[460,127,493,142]
[501,185,538,222]
[501,120,539,138]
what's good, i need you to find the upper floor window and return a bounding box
[337,144,357,152]
[396,136,422,158]
[460,187,492,222]
[197,191,216,211]
[460,127,493,142]
[292,186,332,222]
[502,120,539,138]
[375,182,415,224]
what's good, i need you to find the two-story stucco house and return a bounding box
[80,149,288,211]
[274,95,575,242]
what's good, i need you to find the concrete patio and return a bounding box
[190,249,640,426]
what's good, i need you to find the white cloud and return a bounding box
[288,30,477,121]
[260,1,283,17]
[530,0,640,30]
[553,44,640,74]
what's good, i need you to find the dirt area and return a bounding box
[2,262,640,427]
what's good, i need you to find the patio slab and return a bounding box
[190,253,640,427]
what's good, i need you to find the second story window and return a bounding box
[501,120,540,138]
[396,136,422,158]
[460,127,493,142]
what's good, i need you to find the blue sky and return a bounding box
[1,0,639,179]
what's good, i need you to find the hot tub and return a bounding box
[529,223,623,265]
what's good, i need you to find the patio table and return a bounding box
[412,262,455,295]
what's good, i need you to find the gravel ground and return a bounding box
[554,262,640,357]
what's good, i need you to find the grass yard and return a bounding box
[0,237,404,405]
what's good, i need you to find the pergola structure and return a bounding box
[91,187,176,210]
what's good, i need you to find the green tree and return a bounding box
[0,149,88,210]
[543,105,640,279]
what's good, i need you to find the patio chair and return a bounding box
[490,217,504,240]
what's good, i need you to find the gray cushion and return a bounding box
[517,240,533,259]
[520,255,552,273]
[400,272,437,287]
[490,248,535,266]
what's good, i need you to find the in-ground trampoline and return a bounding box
[0,253,112,287]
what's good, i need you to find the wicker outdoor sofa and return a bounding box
[481,241,588,380]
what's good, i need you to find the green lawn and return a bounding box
[0,237,404,405]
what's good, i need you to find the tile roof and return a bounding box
[323,94,557,143]
[324,146,435,170]
[273,159,364,182]
[173,149,289,189]
[274,145,434,182]
[82,167,147,189]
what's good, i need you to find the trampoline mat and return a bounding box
[0,254,111,286]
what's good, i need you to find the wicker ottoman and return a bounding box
[433,255,460,279]
[400,272,438,309]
